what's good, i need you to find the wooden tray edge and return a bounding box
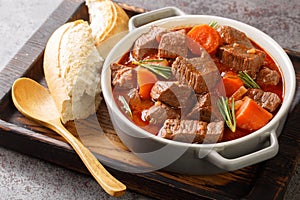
[0,0,299,199]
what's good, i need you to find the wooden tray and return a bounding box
[0,0,299,199]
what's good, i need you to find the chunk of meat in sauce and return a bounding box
[219,44,266,78]
[206,121,225,143]
[158,30,188,58]
[257,67,280,86]
[217,25,254,48]
[132,26,169,60]
[144,101,180,125]
[128,88,142,110]
[150,81,193,108]
[159,119,224,143]
[247,88,281,112]
[127,88,154,127]
[111,63,136,88]
[187,93,221,122]
[172,56,220,94]
[217,25,266,78]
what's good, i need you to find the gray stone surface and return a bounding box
[0,146,151,200]
[0,0,299,199]
[0,0,61,71]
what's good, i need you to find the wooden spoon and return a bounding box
[11,77,126,197]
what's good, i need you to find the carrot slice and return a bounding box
[187,24,221,55]
[222,72,244,97]
[236,97,273,131]
[137,67,158,100]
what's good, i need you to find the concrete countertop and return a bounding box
[0,0,299,199]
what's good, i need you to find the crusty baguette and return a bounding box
[43,20,103,124]
[86,0,129,58]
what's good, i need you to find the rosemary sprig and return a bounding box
[209,21,218,29]
[138,59,165,63]
[118,95,132,117]
[132,60,172,79]
[217,97,236,132]
[238,71,260,89]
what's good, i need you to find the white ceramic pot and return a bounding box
[101,7,296,174]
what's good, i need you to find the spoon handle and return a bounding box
[52,120,126,197]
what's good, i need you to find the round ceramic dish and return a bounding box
[101,7,296,175]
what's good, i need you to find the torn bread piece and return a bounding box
[43,20,103,124]
[86,0,129,58]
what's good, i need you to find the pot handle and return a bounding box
[128,7,186,31]
[205,130,279,171]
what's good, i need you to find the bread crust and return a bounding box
[44,22,71,122]
[43,20,103,123]
[86,0,129,57]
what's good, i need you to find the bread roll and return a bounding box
[43,20,103,124]
[86,0,129,58]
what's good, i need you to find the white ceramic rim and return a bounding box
[102,15,296,150]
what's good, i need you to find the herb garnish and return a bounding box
[118,95,132,117]
[209,21,218,29]
[217,97,236,132]
[238,71,260,89]
[132,59,172,79]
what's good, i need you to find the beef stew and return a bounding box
[111,24,283,144]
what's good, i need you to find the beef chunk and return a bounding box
[111,62,126,76]
[217,25,253,48]
[205,121,224,143]
[257,67,280,86]
[128,88,142,110]
[246,88,264,102]
[219,44,266,77]
[111,63,136,88]
[172,56,220,93]
[247,89,281,112]
[160,119,207,143]
[194,93,212,107]
[158,30,188,58]
[132,26,169,60]
[150,81,193,108]
[159,119,224,143]
[144,102,180,125]
[186,93,219,122]
[260,92,282,112]
[217,26,266,78]
[188,106,213,122]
